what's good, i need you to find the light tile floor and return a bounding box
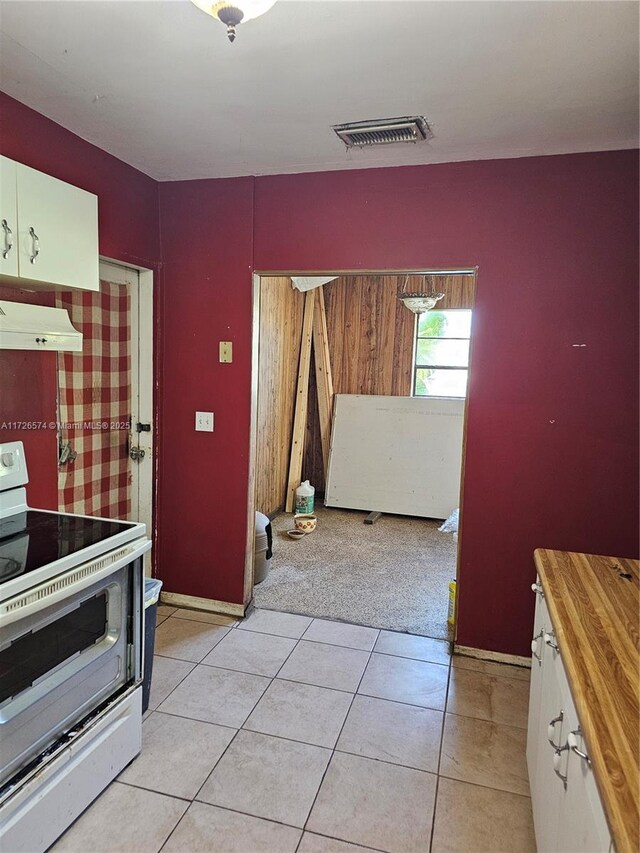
[52,607,536,853]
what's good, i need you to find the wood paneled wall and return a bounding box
[304,274,475,491]
[421,274,475,310]
[255,273,475,511]
[255,277,305,515]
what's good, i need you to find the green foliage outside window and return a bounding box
[414,310,471,398]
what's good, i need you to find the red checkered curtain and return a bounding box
[56,281,131,519]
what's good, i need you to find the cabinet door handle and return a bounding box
[1,219,13,259]
[531,630,543,664]
[544,632,560,652]
[29,226,40,263]
[553,745,569,789]
[547,712,564,747]
[568,729,591,765]
[531,582,544,598]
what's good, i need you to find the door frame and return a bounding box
[98,258,155,573]
[245,266,478,642]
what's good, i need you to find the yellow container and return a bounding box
[447,580,457,627]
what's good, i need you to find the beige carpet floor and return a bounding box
[253,506,457,639]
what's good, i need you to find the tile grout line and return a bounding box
[147,705,530,789]
[156,652,451,709]
[428,655,454,852]
[236,609,449,642]
[148,705,446,775]
[155,658,528,722]
[187,628,310,807]
[174,606,529,674]
[146,657,198,713]
[116,779,192,804]
[161,798,384,852]
[298,642,376,846]
[161,619,530,682]
[434,772,534,799]
[163,610,533,679]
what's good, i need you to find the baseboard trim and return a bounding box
[160,591,246,618]
[453,644,532,669]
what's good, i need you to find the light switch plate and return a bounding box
[219,341,233,363]
[195,411,214,432]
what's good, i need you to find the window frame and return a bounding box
[412,308,472,399]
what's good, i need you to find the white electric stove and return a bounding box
[0,441,151,853]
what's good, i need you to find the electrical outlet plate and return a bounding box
[219,341,233,363]
[195,411,214,432]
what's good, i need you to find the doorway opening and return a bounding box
[55,259,154,572]
[246,269,477,641]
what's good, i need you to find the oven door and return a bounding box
[0,545,145,790]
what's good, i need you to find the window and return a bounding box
[413,309,472,398]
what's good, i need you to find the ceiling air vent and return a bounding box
[332,116,433,148]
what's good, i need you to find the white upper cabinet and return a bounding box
[0,158,19,278]
[0,156,99,291]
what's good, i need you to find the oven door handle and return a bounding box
[0,539,151,627]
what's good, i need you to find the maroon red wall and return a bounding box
[160,151,639,655]
[0,93,160,508]
[2,93,638,655]
[158,177,255,603]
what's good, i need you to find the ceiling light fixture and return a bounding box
[397,275,445,315]
[191,0,277,42]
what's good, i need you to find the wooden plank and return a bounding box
[312,286,334,478]
[244,274,261,601]
[285,288,315,512]
[534,549,640,853]
[255,276,305,515]
[160,591,245,618]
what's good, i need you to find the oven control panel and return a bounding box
[0,441,29,491]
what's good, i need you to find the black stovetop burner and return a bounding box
[0,510,135,583]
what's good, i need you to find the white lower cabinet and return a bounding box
[527,580,547,796]
[528,579,612,853]
[554,687,612,853]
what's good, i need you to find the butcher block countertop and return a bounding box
[534,549,639,853]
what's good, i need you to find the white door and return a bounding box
[56,260,154,572]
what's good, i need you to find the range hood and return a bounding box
[0,301,82,352]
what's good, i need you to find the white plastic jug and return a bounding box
[295,480,315,514]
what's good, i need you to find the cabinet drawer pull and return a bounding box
[547,712,563,747]
[29,226,40,263]
[531,582,544,598]
[1,219,13,259]
[568,730,591,765]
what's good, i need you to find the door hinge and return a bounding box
[136,422,151,433]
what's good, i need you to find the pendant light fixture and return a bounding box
[397,275,445,315]
[191,0,278,42]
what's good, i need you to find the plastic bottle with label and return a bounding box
[295,480,315,514]
[447,580,457,627]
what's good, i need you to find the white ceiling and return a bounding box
[0,0,637,180]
